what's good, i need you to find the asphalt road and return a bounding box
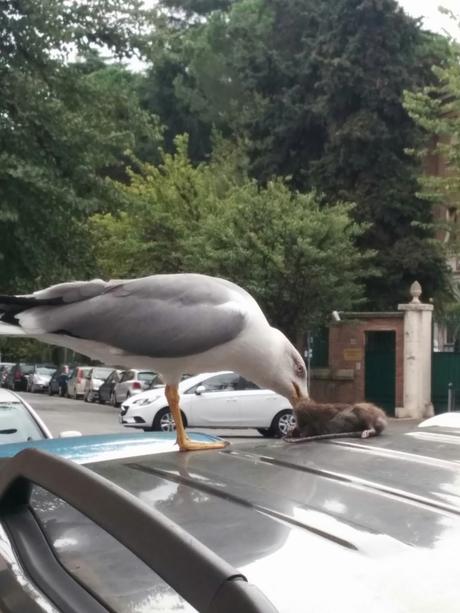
[18,391,263,440]
[16,391,421,441]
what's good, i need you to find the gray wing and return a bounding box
[8,275,248,358]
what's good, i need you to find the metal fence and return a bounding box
[432,352,460,413]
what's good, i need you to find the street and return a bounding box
[18,391,263,440]
[17,391,421,441]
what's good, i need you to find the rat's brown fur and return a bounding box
[289,398,387,439]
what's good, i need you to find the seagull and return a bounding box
[0,274,309,451]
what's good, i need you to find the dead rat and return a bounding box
[285,398,387,443]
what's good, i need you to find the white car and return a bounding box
[83,367,116,403]
[67,366,92,399]
[112,369,158,407]
[0,389,80,441]
[120,371,295,437]
[26,365,56,393]
[0,388,52,442]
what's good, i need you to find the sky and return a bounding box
[397,0,459,40]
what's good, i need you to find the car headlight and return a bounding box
[133,396,160,406]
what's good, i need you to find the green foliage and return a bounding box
[90,136,373,343]
[404,35,460,252]
[144,0,453,308]
[0,0,157,292]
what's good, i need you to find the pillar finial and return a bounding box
[410,281,422,304]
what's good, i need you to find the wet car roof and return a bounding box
[84,427,460,611]
[3,426,460,612]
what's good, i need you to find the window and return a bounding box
[138,371,156,382]
[200,373,240,392]
[235,377,260,390]
[0,402,45,443]
[36,367,55,376]
[29,486,197,612]
[92,368,113,380]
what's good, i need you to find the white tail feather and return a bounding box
[0,322,28,337]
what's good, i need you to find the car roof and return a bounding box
[87,425,460,612]
[2,425,460,611]
[0,389,22,402]
[0,431,219,462]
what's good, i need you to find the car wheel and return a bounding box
[257,428,274,438]
[271,410,296,438]
[153,408,185,432]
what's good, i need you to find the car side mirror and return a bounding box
[195,385,207,395]
[59,430,82,438]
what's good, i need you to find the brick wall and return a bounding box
[310,314,404,408]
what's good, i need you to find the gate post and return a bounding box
[397,282,434,418]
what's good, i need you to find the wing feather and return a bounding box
[1,275,247,358]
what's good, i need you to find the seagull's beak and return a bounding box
[291,382,302,406]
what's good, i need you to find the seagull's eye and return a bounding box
[294,361,305,378]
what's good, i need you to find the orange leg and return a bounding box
[165,384,228,452]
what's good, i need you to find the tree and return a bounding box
[90,136,373,348]
[0,0,154,292]
[144,0,453,308]
[404,32,460,255]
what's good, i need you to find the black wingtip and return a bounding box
[0,295,63,327]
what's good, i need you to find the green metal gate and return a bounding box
[364,331,396,415]
[432,352,460,413]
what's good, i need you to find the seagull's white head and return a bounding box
[242,327,309,406]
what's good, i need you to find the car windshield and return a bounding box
[20,364,34,374]
[36,367,55,376]
[0,402,45,443]
[92,368,113,380]
[138,372,156,382]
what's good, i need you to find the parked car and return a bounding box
[0,417,458,612]
[66,366,92,399]
[26,364,56,393]
[0,388,53,442]
[48,366,72,397]
[98,368,122,404]
[120,370,296,436]
[6,363,35,391]
[0,389,80,444]
[0,363,14,387]
[112,369,157,407]
[83,367,116,403]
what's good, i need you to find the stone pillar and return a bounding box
[396,282,434,419]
